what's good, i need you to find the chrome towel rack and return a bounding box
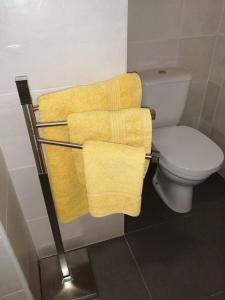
[15,75,159,300]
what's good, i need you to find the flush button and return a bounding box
[158,70,167,74]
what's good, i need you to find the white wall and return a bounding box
[0,148,40,300]
[0,224,34,300]
[128,0,224,130]
[0,148,41,300]
[0,0,128,258]
[199,6,225,177]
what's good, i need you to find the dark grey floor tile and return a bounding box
[125,171,225,234]
[192,174,225,212]
[125,165,185,233]
[203,291,225,299]
[40,248,97,300]
[126,217,225,300]
[88,237,151,300]
[188,204,225,260]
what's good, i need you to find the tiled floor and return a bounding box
[88,165,225,300]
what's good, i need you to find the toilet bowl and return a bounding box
[140,67,224,213]
[152,126,224,213]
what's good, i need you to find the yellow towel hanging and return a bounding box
[67,108,152,185]
[83,141,146,217]
[38,73,142,223]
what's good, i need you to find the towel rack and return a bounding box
[15,75,160,300]
[32,104,156,120]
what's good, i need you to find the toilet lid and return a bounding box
[153,126,224,179]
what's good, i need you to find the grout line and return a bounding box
[208,78,224,88]
[124,191,225,237]
[0,224,34,300]
[0,84,75,99]
[210,83,223,131]
[128,33,217,45]
[124,201,225,300]
[26,215,48,223]
[199,0,225,131]
[218,171,225,180]
[0,91,18,97]
[0,289,25,300]
[124,236,154,300]
[217,1,225,35]
[4,176,10,232]
[177,0,186,63]
[38,233,125,260]
[200,289,225,300]
[125,212,194,237]
[198,81,209,126]
[9,164,36,172]
[125,0,129,72]
[37,259,43,300]
[176,1,183,67]
[125,221,164,236]
[198,33,218,130]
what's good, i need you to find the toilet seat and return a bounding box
[153,126,224,180]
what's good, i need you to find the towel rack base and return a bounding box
[40,247,97,300]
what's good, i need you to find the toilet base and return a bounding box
[152,167,193,213]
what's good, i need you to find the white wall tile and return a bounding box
[10,166,47,220]
[0,224,34,300]
[1,39,127,95]
[0,0,127,254]
[127,0,225,136]
[209,35,225,86]
[202,81,220,122]
[28,213,124,258]
[0,149,41,300]
[213,87,225,136]
[0,234,23,297]
[0,290,29,300]
[180,80,207,128]
[211,128,225,177]
[128,0,183,41]
[6,178,41,300]
[65,213,124,250]
[199,119,212,137]
[0,93,35,170]
[219,4,225,35]
[183,80,208,118]
[26,217,56,257]
[0,0,127,94]
[128,39,179,71]
[0,149,9,228]
[178,36,216,80]
[181,0,224,36]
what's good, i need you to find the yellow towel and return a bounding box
[67,108,152,185]
[83,141,146,217]
[38,73,142,223]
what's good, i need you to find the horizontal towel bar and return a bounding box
[36,121,67,128]
[33,106,156,123]
[35,109,156,128]
[37,138,160,161]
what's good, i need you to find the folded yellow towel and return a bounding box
[38,73,142,223]
[67,108,152,185]
[83,141,146,217]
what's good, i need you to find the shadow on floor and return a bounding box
[125,164,225,233]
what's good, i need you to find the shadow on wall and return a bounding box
[0,147,41,300]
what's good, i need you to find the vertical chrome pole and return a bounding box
[15,76,71,280]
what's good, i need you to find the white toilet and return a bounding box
[140,68,224,213]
